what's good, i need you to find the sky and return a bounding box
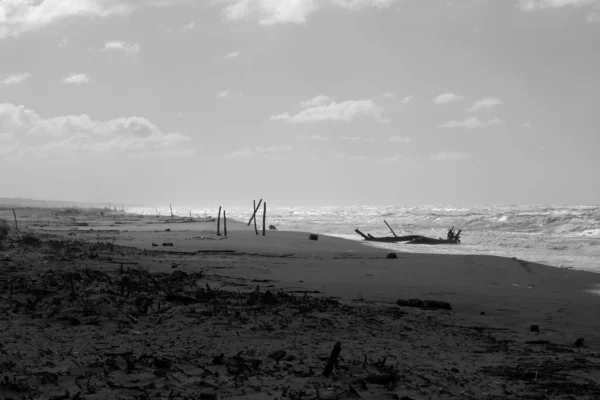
[0,0,599,207]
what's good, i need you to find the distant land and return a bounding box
[0,197,136,209]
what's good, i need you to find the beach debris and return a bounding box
[530,324,540,333]
[268,350,287,362]
[323,341,342,377]
[152,243,158,246]
[260,290,279,305]
[217,206,222,236]
[396,299,452,311]
[263,201,267,236]
[269,224,277,230]
[386,252,397,259]
[355,227,462,244]
[574,337,585,348]
[162,242,174,247]
[165,228,171,232]
[309,234,319,241]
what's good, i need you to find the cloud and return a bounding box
[216,89,231,98]
[224,144,293,159]
[218,0,398,25]
[224,50,241,59]
[340,136,375,143]
[400,95,414,104]
[181,21,195,30]
[61,74,91,85]
[376,154,408,163]
[272,98,388,123]
[0,0,134,39]
[383,92,396,99]
[438,116,504,129]
[518,0,599,11]
[434,93,464,104]
[1,72,31,85]
[430,151,472,161]
[0,102,194,157]
[388,135,412,143]
[587,11,600,21]
[301,95,333,108]
[298,134,331,141]
[104,40,141,55]
[466,97,502,112]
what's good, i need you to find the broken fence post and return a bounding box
[262,202,266,236]
[247,199,263,226]
[224,210,227,237]
[217,206,222,236]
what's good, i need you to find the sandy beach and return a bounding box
[1,206,599,399]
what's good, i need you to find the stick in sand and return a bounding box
[247,199,263,226]
[253,200,259,235]
[12,209,18,232]
[323,341,342,377]
[384,220,398,237]
[224,210,227,236]
[262,202,266,236]
[217,206,222,236]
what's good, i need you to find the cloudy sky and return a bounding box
[1,0,599,207]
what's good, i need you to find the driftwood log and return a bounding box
[355,228,461,245]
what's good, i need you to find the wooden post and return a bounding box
[224,210,227,237]
[253,200,259,235]
[262,202,266,236]
[12,209,18,232]
[247,199,263,226]
[384,220,398,237]
[323,341,341,377]
[217,206,222,236]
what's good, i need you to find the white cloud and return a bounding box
[181,21,195,30]
[587,11,600,21]
[438,116,504,129]
[383,92,396,99]
[224,144,293,159]
[518,0,599,11]
[104,40,141,55]
[272,98,387,123]
[216,89,231,98]
[434,93,464,104]
[340,136,375,143]
[0,102,194,157]
[0,0,135,39]
[388,135,412,143]
[224,50,241,59]
[376,154,408,163]
[1,72,31,85]
[431,151,472,161]
[466,97,502,112]
[219,0,398,25]
[301,95,333,108]
[62,74,91,85]
[298,134,331,141]
[400,95,414,104]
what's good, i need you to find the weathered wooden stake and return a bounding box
[253,200,259,235]
[262,202,266,236]
[224,210,227,237]
[323,341,342,377]
[384,220,398,237]
[247,199,263,226]
[217,206,222,236]
[12,209,18,232]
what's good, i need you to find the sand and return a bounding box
[1,206,599,399]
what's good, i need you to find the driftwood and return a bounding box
[248,199,263,227]
[217,206,222,236]
[262,202,266,236]
[355,228,461,245]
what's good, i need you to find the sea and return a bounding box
[129,204,600,274]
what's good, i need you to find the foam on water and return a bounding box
[129,204,600,273]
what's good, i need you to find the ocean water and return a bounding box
[130,204,600,274]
